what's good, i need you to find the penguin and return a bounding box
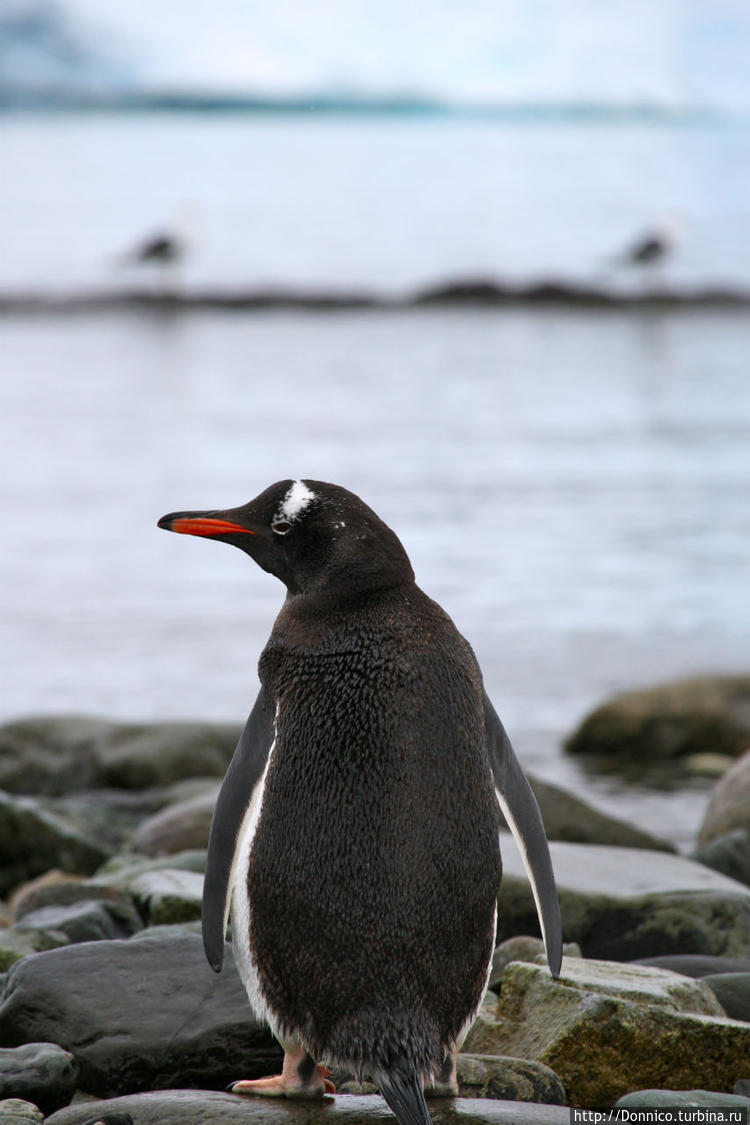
[158,479,562,1125]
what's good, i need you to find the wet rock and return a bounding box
[699,749,750,845]
[635,954,750,977]
[456,1054,565,1103]
[0,792,110,897]
[0,716,240,796]
[130,786,219,857]
[0,927,70,971]
[497,833,750,958]
[0,1042,79,1114]
[44,1090,571,1124]
[616,1089,750,1111]
[464,957,750,1106]
[0,1099,44,1124]
[703,974,750,1022]
[527,775,674,851]
[488,936,581,991]
[0,935,280,1097]
[15,900,142,944]
[564,674,750,769]
[691,828,750,888]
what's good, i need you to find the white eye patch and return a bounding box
[276,480,317,523]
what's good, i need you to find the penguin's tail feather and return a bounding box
[376,1063,433,1125]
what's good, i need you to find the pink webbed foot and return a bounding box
[229,1048,335,1099]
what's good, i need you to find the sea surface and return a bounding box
[1,113,749,848]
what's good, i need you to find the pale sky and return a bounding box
[60,0,750,108]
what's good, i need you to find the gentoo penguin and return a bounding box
[158,480,562,1125]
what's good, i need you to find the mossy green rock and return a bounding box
[465,957,750,1107]
[0,927,70,971]
[456,1054,565,1103]
[125,869,203,925]
[0,1100,44,1124]
[564,674,750,768]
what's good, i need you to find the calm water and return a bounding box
[2,114,750,293]
[2,114,749,847]
[1,303,748,847]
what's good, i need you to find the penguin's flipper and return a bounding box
[483,691,563,978]
[377,1060,433,1125]
[202,689,274,972]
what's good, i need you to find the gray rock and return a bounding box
[123,870,203,926]
[691,828,750,888]
[13,880,136,922]
[15,900,142,944]
[735,1079,750,1097]
[527,774,674,851]
[0,717,111,796]
[129,787,219,857]
[97,723,239,790]
[564,674,750,770]
[488,936,581,991]
[90,852,207,886]
[616,1089,750,1110]
[0,1099,44,1124]
[0,1042,79,1114]
[464,956,750,1107]
[699,749,750,845]
[129,922,202,942]
[0,716,241,796]
[497,833,750,958]
[0,935,280,1097]
[44,1090,571,1124]
[0,792,110,896]
[635,954,750,977]
[0,927,71,971]
[703,973,750,1022]
[456,1054,565,1104]
[46,790,168,853]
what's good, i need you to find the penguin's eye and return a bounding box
[271,519,293,536]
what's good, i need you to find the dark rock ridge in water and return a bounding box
[1,279,750,318]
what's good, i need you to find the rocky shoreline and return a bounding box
[1,674,749,1122]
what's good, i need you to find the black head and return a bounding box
[158,479,414,599]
